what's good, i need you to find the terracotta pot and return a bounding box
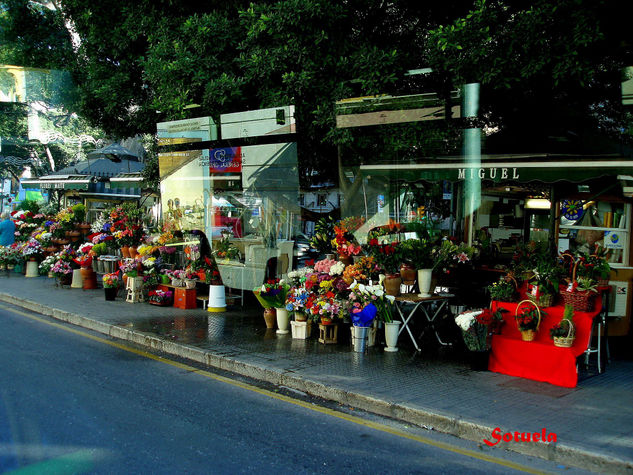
[338,254,353,267]
[77,223,92,235]
[399,262,417,284]
[320,316,333,326]
[383,273,402,296]
[121,246,130,258]
[57,239,70,246]
[263,308,276,329]
[66,230,81,242]
[80,267,97,289]
[128,246,138,259]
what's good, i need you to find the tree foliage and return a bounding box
[1,0,632,185]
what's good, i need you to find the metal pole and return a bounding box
[463,83,481,246]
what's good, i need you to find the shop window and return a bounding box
[558,200,630,266]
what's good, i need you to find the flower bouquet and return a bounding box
[253,279,290,309]
[285,287,310,321]
[22,238,43,261]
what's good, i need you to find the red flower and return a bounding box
[369,238,379,246]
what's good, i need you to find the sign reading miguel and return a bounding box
[209,147,243,173]
[458,167,520,180]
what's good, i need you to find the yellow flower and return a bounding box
[319,280,333,289]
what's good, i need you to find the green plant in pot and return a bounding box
[528,257,563,307]
[487,278,517,302]
[71,204,86,224]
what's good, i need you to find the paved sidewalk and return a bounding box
[1,273,632,473]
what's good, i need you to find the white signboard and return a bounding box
[604,231,625,249]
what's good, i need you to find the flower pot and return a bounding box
[208,284,226,312]
[384,320,401,352]
[47,271,54,278]
[291,320,312,339]
[80,267,97,289]
[520,330,537,342]
[320,316,333,325]
[71,269,83,288]
[104,287,117,301]
[128,246,138,259]
[25,260,39,278]
[469,350,490,371]
[263,308,276,329]
[383,273,402,296]
[417,268,433,297]
[78,223,92,235]
[160,274,170,284]
[57,273,72,286]
[66,230,81,242]
[184,279,197,289]
[120,246,130,258]
[294,312,308,322]
[338,254,353,267]
[275,307,290,334]
[352,325,370,352]
[399,263,416,284]
[171,278,183,287]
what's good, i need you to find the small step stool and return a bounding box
[126,276,144,303]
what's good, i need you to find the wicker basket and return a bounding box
[559,289,597,312]
[515,299,541,342]
[527,291,555,308]
[553,319,576,348]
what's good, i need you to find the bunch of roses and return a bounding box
[314,258,337,274]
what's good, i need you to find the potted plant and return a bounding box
[51,259,73,286]
[550,305,576,347]
[399,239,432,287]
[148,288,173,306]
[527,257,562,307]
[560,276,598,312]
[515,300,543,341]
[365,239,402,296]
[103,272,120,300]
[487,278,517,303]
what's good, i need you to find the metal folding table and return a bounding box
[394,293,451,351]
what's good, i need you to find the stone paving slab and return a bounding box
[1,273,632,473]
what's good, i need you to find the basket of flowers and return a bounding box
[515,299,542,342]
[550,305,576,348]
[148,289,174,306]
[559,275,598,312]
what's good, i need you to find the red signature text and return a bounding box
[484,427,557,446]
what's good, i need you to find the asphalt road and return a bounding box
[0,303,592,474]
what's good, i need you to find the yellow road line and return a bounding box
[2,304,547,474]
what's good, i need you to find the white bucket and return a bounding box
[71,269,83,288]
[208,285,226,312]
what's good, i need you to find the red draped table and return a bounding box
[489,296,601,387]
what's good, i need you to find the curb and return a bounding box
[1,292,631,474]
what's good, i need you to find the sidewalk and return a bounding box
[1,273,632,474]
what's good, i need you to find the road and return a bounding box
[0,303,591,474]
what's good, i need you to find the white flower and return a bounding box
[260,285,267,293]
[385,295,395,303]
[454,310,482,331]
[329,261,345,276]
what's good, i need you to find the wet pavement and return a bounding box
[1,272,633,473]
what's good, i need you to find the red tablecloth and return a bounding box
[488,297,600,387]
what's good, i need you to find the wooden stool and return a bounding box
[318,323,338,344]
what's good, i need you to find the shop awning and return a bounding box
[21,175,93,190]
[357,155,633,184]
[109,172,144,189]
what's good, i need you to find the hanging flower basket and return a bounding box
[559,289,596,312]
